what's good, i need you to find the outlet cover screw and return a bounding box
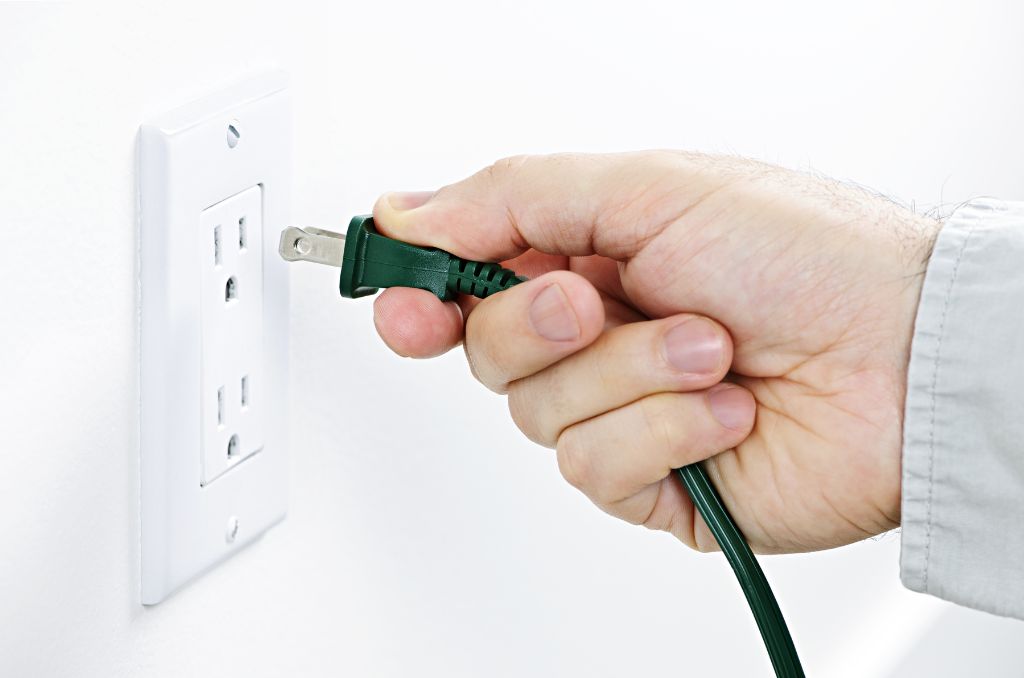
[226,516,240,543]
[226,121,241,148]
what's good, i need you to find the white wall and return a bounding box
[2,2,1023,676]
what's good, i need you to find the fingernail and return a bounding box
[529,283,581,342]
[387,191,436,211]
[708,385,755,431]
[663,318,724,375]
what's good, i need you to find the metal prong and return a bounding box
[278,226,346,267]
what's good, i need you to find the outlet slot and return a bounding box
[227,434,240,459]
[238,217,247,250]
[214,225,222,265]
[241,375,249,408]
[225,276,238,302]
[217,386,225,427]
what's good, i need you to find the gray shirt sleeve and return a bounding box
[901,198,1024,618]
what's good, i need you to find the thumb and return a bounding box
[371,151,725,263]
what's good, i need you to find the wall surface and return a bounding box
[2,2,1023,676]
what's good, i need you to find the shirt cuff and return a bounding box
[901,198,1024,618]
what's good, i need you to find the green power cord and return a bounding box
[676,466,803,676]
[280,215,805,677]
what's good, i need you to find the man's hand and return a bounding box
[371,152,939,554]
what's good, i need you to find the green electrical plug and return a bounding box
[279,215,526,301]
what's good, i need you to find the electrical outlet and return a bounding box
[139,72,290,604]
[200,185,264,485]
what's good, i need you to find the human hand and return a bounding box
[371,152,939,554]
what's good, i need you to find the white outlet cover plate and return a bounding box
[139,72,290,604]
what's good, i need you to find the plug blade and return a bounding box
[278,226,345,267]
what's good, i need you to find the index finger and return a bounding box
[371,151,724,263]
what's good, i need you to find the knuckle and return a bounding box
[506,382,552,447]
[464,309,511,393]
[557,427,622,506]
[462,337,503,393]
[589,332,621,389]
[690,515,721,553]
[660,509,699,551]
[692,537,719,554]
[462,341,485,384]
[556,427,595,493]
[483,155,532,185]
[637,394,685,451]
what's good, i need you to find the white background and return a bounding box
[2,1,1023,676]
